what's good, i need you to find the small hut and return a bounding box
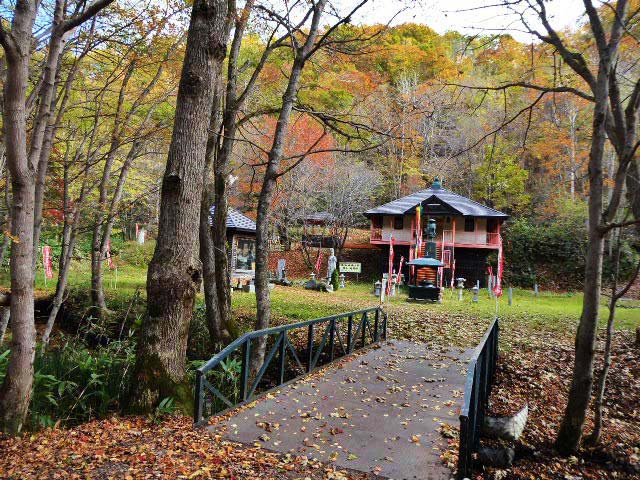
[209,206,256,286]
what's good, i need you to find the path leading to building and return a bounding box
[211,341,472,480]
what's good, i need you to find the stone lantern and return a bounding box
[374,280,382,297]
[455,277,466,300]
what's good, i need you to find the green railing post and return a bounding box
[361,312,367,347]
[240,339,251,402]
[194,370,204,424]
[307,323,314,373]
[329,318,336,362]
[279,331,287,385]
[457,415,471,479]
[347,315,353,353]
[383,311,388,339]
[374,308,380,342]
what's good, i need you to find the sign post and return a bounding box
[340,262,362,282]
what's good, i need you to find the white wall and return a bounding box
[376,214,493,245]
[381,214,415,242]
[450,217,489,245]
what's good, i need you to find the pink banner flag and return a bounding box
[493,235,504,297]
[43,246,53,279]
[396,256,405,284]
[314,251,323,274]
[387,235,394,295]
[450,259,456,289]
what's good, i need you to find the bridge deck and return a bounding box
[210,341,471,480]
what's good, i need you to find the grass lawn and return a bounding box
[9,260,637,345]
[230,281,639,351]
[4,257,638,353]
[235,281,640,329]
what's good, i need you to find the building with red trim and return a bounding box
[365,179,509,287]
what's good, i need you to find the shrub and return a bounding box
[503,201,638,290]
[187,305,215,360]
[331,266,340,291]
[118,240,156,268]
[0,334,136,430]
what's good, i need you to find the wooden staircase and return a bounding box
[419,244,447,266]
[419,244,442,259]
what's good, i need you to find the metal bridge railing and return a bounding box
[194,306,387,426]
[457,317,500,479]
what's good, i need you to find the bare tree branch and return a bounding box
[448,81,595,102]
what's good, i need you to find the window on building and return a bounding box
[393,216,404,230]
[235,237,256,271]
[372,216,382,229]
[464,217,475,232]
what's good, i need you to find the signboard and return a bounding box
[340,262,361,273]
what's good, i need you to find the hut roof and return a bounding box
[209,206,256,233]
[365,180,509,218]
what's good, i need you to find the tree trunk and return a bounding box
[42,212,80,346]
[200,1,255,347]
[0,0,39,435]
[90,224,108,313]
[0,173,11,267]
[31,25,68,270]
[0,143,5,176]
[209,2,257,343]
[555,87,608,454]
[199,71,230,347]
[0,0,112,435]
[252,0,327,373]
[129,0,229,413]
[626,157,640,235]
[90,62,135,316]
[211,127,233,344]
[252,179,275,373]
[589,244,619,444]
[199,184,227,344]
[43,138,97,345]
[568,109,577,200]
[1,126,38,437]
[252,64,305,371]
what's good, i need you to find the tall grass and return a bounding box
[0,333,136,429]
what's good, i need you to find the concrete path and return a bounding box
[211,341,471,480]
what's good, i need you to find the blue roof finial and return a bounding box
[432,177,442,189]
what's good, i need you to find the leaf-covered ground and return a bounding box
[0,416,370,480]
[1,286,638,479]
[439,329,640,480]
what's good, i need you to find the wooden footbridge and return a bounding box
[194,308,499,480]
